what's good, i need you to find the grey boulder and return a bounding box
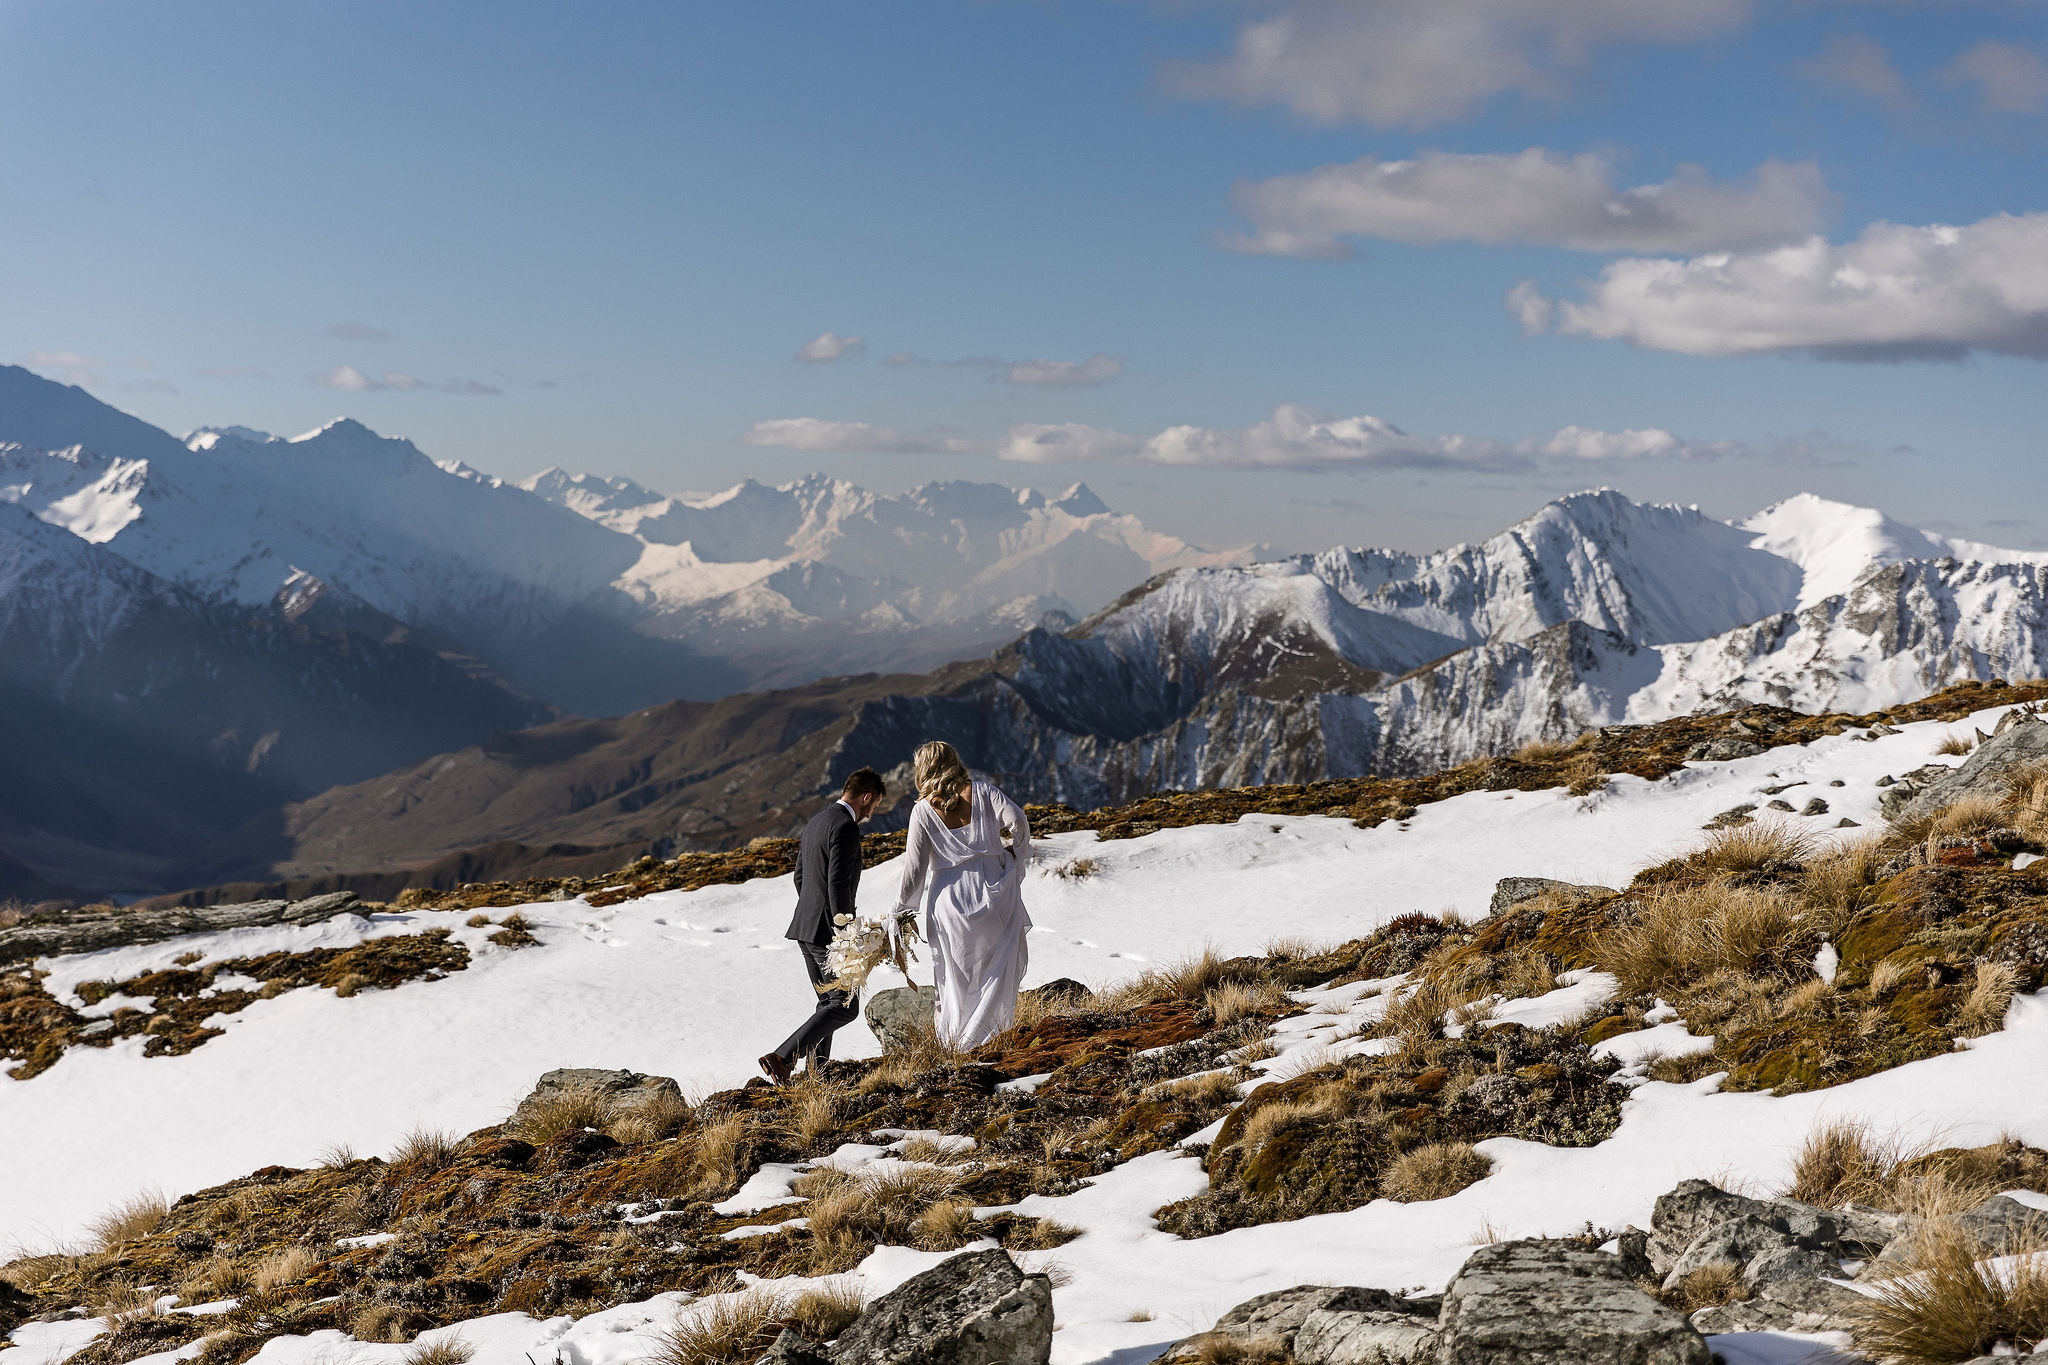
[865,985,938,1053]
[1661,1216,1801,1290]
[1958,1194,2048,1255]
[1489,878,1617,917]
[1689,1277,1866,1334]
[1687,739,1767,762]
[1295,1306,1437,1365]
[1158,1286,1424,1364]
[507,1068,683,1131]
[828,1249,1050,1365]
[0,891,364,964]
[756,1330,830,1365]
[1896,717,2048,821]
[1438,1240,1710,1365]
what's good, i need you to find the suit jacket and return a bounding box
[786,801,862,945]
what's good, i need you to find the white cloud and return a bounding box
[1524,211,2048,359]
[23,350,108,386]
[1943,41,2048,114]
[1004,353,1124,387]
[1230,149,1826,256]
[319,365,501,395]
[1506,280,1556,334]
[1002,406,1765,471]
[1163,0,1750,128]
[796,331,867,363]
[1800,34,1914,112]
[742,417,974,454]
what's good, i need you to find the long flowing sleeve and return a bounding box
[992,786,1031,866]
[895,807,935,913]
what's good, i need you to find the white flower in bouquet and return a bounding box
[820,906,923,993]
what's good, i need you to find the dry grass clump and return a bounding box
[785,1280,865,1341]
[85,1188,170,1251]
[250,1245,320,1294]
[402,1339,475,1365]
[1,1254,76,1293]
[1052,856,1101,881]
[1785,1118,1912,1208]
[608,1090,694,1145]
[0,899,25,929]
[1886,795,2010,857]
[1954,962,2021,1037]
[912,1198,981,1250]
[508,1090,617,1144]
[799,1164,965,1268]
[1186,1333,1291,1364]
[1933,730,1977,757]
[1205,978,1292,1026]
[898,1135,975,1165]
[1156,1069,1244,1110]
[2005,762,2048,839]
[652,1288,790,1365]
[390,1126,461,1171]
[1663,1263,1751,1314]
[1684,821,1820,878]
[1011,1217,1084,1249]
[1801,838,1885,931]
[688,1109,750,1197]
[350,1303,423,1343]
[1852,1221,2048,1363]
[177,1252,251,1301]
[91,1279,164,1327]
[1564,751,1610,797]
[1381,1141,1493,1202]
[782,1080,841,1153]
[1127,946,1236,1005]
[1514,737,1572,762]
[1604,881,1806,997]
[1782,1119,2042,1221]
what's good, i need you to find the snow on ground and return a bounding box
[5,702,2045,1365]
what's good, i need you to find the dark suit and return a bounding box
[773,801,864,1066]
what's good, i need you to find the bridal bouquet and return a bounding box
[821,906,922,993]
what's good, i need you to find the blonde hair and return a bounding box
[913,740,971,811]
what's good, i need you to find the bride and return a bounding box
[894,740,1032,1049]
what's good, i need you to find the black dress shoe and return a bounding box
[758,1052,793,1086]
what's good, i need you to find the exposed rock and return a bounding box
[1440,1241,1709,1365]
[1489,878,1617,917]
[1026,978,1089,1007]
[1650,1180,1773,1251]
[1742,1244,1839,1287]
[0,893,364,964]
[1704,804,1757,830]
[1897,720,2048,821]
[506,1068,684,1133]
[757,1330,831,1365]
[1158,1286,1424,1363]
[1958,1194,2048,1255]
[1766,800,1795,812]
[1661,1216,1801,1290]
[1801,798,1830,815]
[1836,1203,1909,1258]
[1689,1276,1865,1334]
[828,1248,1050,1365]
[1295,1306,1438,1365]
[865,985,938,1053]
[1687,739,1766,762]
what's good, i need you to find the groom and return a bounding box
[759,767,887,1085]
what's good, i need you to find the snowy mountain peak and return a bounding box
[1054,482,1111,517]
[185,425,280,451]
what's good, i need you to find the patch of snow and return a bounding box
[335,1232,397,1249]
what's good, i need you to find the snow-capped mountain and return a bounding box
[0,499,551,897]
[0,365,1240,709]
[519,468,1250,688]
[255,488,2048,885]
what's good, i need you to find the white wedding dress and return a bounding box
[894,782,1033,1049]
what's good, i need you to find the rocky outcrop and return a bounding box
[1646,1179,1858,1289]
[1159,1286,1437,1364]
[756,1329,830,1365]
[0,892,364,964]
[506,1068,685,1132]
[1490,877,1617,917]
[1896,714,2048,821]
[827,1249,1050,1365]
[1437,1241,1709,1365]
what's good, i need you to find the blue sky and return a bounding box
[2,0,2044,552]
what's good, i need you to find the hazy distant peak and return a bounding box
[184,424,279,450]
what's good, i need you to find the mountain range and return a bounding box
[0,366,1238,896]
[216,491,2048,896]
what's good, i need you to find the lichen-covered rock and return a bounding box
[756,1329,831,1365]
[0,893,363,964]
[1835,1203,1908,1259]
[1294,1305,1438,1365]
[1688,1276,1865,1334]
[1687,739,1766,762]
[1897,716,2048,821]
[1660,1216,1801,1290]
[827,1249,1050,1365]
[1958,1194,2048,1254]
[506,1068,683,1132]
[1650,1180,1773,1250]
[1438,1240,1710,1365]
[1489,877,1617,917]
[1159,1286,1434,1364]
[865,985,937,1053]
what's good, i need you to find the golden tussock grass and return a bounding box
[1188,1332,1291,1363]
[401,1339,475,1365]
[250,1245,320,1294]
[1782,1118,2033,1221]
[1513,737,1573,762]
[1119,945,1237,1006]
[390,1126,461,1171]
[1684,821,1821,878]
[90,1279,163,1327]
[1381,1142,1493,1202]
[1933,730,1977,757]
[607,1090,694,1146]
[85,1188,169,1252]
[349,1303,421,1344]
[651,1288,790,1365]
[1204,978,1292,1026]
[898,1136,975,1166]
[911,1199,980,1250]
[689,1110,751,1198]
[1,1254,78,1293]
[1955,962,2021,1037]
[798,1164,964,1268]
[1603,881,1806,997]
[1154,1069,1243,1110]
[1852,1221,2048,1363]
[1262,934,1335,962]
[1801,838,1885,933]
[506,1091,616,1145]
[2005,762,2048,840]
[781,1081,841,1153]
[1663,1263,1750,1314]
[785,1280,865,1340]
[177,1253,251,1301]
